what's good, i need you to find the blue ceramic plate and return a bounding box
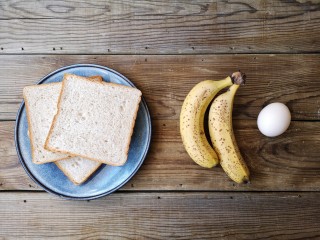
[15,64,151,200]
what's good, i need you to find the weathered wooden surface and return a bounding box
[1,0,320,239]
[2,119,320,191]
[0,54,319,121]
[1,192,320,239]
[0,0,319,54]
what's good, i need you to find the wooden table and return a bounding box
[1,1,320,239]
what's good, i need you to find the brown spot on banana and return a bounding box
[180,77,233,168]
[208,71,250,183]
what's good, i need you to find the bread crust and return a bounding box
[55,160,101,185]
[24,75,103,186]
[24,76,103,164]
[122,95,141,165]
[44,73,142,166]
[53,75,103,183]
[23,83,71,164]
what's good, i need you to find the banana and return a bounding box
[180,76,233,168]
[208,72,250,183]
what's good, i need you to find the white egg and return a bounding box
[257,102,291,137]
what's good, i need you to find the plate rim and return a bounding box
[14,63,152,200]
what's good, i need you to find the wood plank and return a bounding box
[1,192,320,239]
[2,119,320,191]
[0,1,319,54]
[0,54,319,120]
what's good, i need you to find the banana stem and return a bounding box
[216,77,234,89]
[231,71,246,85]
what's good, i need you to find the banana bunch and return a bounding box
[180,71,249,183]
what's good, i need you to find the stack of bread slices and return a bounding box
[23,74,142,185]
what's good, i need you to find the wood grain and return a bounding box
[1,192,320,239]
[0,54,319,121]
[0,1,319,54]
[1,0,319,237]
[2,119,320,191]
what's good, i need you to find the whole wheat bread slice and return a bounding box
[45,74,142,166]
[23,75,102,184]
